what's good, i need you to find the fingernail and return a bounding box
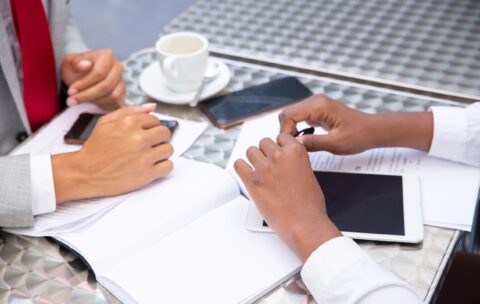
[67,87,78,95]
[67,98,78,106]
[78,59,92,68]
[140,103,156,110]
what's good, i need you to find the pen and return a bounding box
[294,127,315,137]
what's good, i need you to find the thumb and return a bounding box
[297,134,337,152]
[99,103,157,124]
[71,53,93,72]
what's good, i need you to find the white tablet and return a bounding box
[246,171,424,244]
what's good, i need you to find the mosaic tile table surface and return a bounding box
[0,48,464,303]
[165,0,480,101]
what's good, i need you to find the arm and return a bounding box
[63,9,88,54]
[429,103,480,167]
[234,134,421,303]
[302,237,420,304]
[30,155,56,215]
[279,94,480,167]
[2,104,174,227]
[0,155,34,227]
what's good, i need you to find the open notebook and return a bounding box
[6,104,301,304]
[8,157,300,303]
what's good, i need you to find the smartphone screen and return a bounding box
[64,113,179,145]
[200,77,313,128]
[263,171,405,236]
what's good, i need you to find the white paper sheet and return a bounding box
[151,112,208,157]
[227,111,480,231]
[14,103,208,157]
[9,103,209,234]
[56,157,241,273]
[6,194,129,236]
[100,196,301,304]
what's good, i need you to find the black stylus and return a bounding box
[294,127,315,137]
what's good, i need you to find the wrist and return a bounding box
[371,112,434,152]
[289,216,342,262]
[51,152,95,203]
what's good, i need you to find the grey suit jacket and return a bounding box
[0,0,88,227]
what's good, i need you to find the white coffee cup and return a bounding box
[156,32,209,93]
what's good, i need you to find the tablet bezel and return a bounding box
[245,173,424,244]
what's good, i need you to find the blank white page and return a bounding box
[57,157,240,273]
[100,196,301,304]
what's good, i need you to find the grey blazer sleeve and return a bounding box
[0,154,34,227]
[63,10,89,54]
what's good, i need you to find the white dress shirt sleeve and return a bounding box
[430,102,480,167]
[301,236,421,304]
[30,154,56,215]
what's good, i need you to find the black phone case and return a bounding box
[200,77,313,129]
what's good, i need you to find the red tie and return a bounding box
[10,0,59,132]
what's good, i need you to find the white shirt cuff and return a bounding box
[30,154,56,215]
[429,106,468,163]
[301,236,416,303]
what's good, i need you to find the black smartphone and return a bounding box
[200,76,313,128]
[64,113,179,145]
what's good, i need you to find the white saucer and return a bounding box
[139,59,231,105]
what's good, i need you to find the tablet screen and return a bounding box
[263,171,405,236]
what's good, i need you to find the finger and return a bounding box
[135,113,162,130]
[64,52,93,75]
[68,61,123,105]
[278,103,310,134]
[115,79,126,106]
[71,53,93,72]
[147,143,174,163]
[246,146,266,168]
[297,134,337,152]
[278,95,330,134]
[258,138,278,157]
[234,159,254,187]
[276,132,299,147]
[69,50,116,92]
[144,125,172,146]
[151,159,174,180]
[89,79,126,110]
[99,103,156,124]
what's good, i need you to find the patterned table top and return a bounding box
[165,0,480,101]
[0,48,463,303]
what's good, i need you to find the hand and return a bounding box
[52,103,174,203]
[279,94,434,154]
[62,49,125,110]
[234,133,341,261]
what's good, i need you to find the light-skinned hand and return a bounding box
[235,133,341,262]
[62,49,125,110]
[52,103,174,203]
